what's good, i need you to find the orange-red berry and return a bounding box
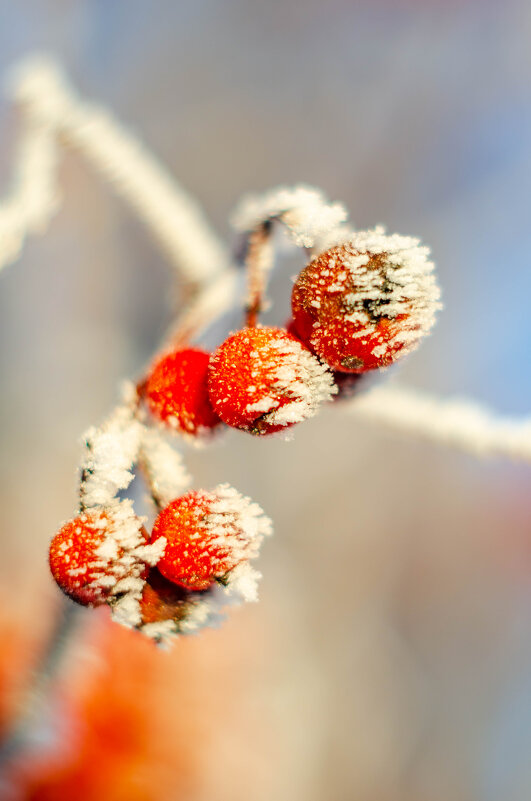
[49,511,148,606]
[150,485,271,591]
[145,348,221,436]
[207,326,335,435]
[291,231,439,373]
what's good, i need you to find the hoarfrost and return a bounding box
[309,227,441,358]
[79,390,143,509]
[232,184,348,248]
[139,426,191,507]
[244,334,337,428]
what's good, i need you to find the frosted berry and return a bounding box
[207,326,336,435]
[145,348,221,436]
[150,484,272,591]
[139,569,190,624]
[49,511,148,606]
[291,229,440,373]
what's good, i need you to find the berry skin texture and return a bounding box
[291,234,439,373]
[145,348,221,436]
[49,512,147,606]
[286,318,364,400]
[150,486,271,592]
[207,326,335,435]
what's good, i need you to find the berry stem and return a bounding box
[136,454,166,511]
[244,221,273,328]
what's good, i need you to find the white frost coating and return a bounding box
[204,482,272,564]
[222,562,262,603]
[111,591,143,629]
[5,54,229,287]
[307,227,441,359]
[314,223,356,253]
[79,396,143,509]
[135,484,272,643]
[177,597,217,634]
[63,500,153,624]
[0,106,59,274]
[140,620,178,646]
[139,427,191,507]
[134,537,167,566]
[245,334,337,427]
[231,184,348,248]
[348,385,531,463]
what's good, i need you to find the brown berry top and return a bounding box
[291,228,441,373]
[145,348,221,436]
[150,484,272,591]
[207,326,336,435]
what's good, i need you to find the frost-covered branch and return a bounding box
[232,184,349,249]
[3,55,229,289]
[0,110,59,273]
[232,184,350,327]
[349,385,531,463]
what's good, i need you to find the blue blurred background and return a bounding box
[1,2,531,799]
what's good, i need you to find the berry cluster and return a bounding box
[48,186,440,646]
[50,480,271,644]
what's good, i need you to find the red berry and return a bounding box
[145,348,221,436]
[207,326,335,435]
[49,510,148,606]
[291,231,440,373]
[150,485,272,591]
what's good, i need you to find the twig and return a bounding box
[0,113,59,273]
[5,55,230,291]
[349,385,531,463]
[244,222,274,327]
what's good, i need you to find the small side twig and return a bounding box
[5,55,230,293]
[244,221,273,327]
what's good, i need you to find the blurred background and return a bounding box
[1,1,531,799]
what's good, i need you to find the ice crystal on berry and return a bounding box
[139,427,191,508]
[208,326,336,435]
[291,228,441,372]
[49,500,162,610]
[150,484,272,592]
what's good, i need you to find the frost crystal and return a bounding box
[79,392,143,509]
[337,226,442,350]
[232,184,348,248]
[204,482,273,563]
[139,426,191,507]
[246,335,337,427]
[221,562,262,603]
[71,499,162,625]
